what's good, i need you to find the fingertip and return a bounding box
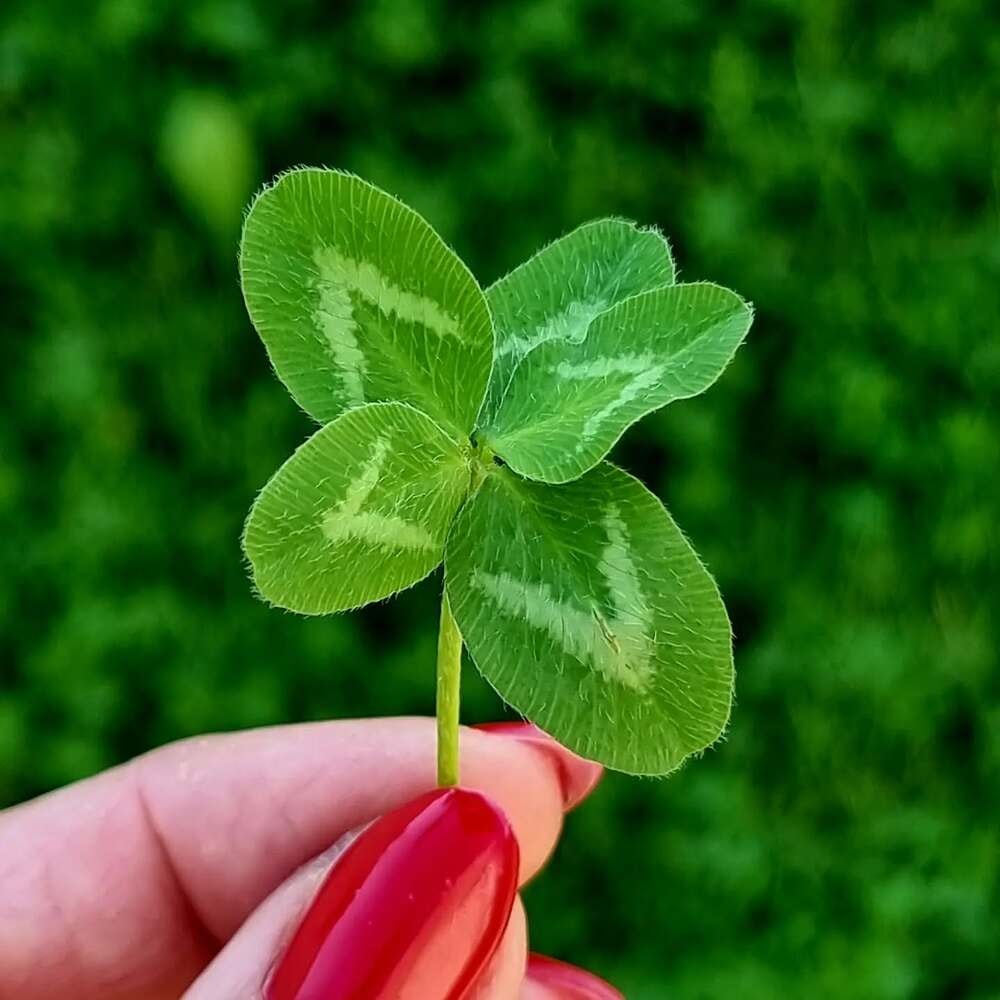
[523,954,624,999]
[460,726,566,884]
[190,788,521,1000]
[474,722,604,810]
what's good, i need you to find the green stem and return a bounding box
[436,586,462,787]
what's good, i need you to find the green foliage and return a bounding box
[3,0,998,994]
[483,282,752,483]
[482,219,674,423]
[240,169,493,434]
[240,168,746,774]
[159,91,256,240]
[245,402,470,614]
[446,464,732,774]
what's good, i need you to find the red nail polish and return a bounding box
[476,722,604,810]
[266,787,519,1000]
[526,954,624,999]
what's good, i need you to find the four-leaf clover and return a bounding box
[240,168,752,776]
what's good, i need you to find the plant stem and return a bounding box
[436,586,462,787]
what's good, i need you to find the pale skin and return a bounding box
[0,718,587,999]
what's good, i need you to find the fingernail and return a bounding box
[266,787,519,1000]
[475,722,604,810]
[525,954,624,999]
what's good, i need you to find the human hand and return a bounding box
[0,717,622,998]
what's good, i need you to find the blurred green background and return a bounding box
[2,1,998,996]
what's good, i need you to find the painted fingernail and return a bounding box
[266,787,519,1000]
[475,722,604,810]
[525,954,625,999]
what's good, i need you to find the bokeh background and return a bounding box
[2,1,998,996]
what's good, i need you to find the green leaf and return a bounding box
[481,218,674,423]
[481,282,752,484]
[240,168,493,437]
[245,402,470,615]
[445,463,733,775]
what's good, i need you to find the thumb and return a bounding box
[185,788,520,1000]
